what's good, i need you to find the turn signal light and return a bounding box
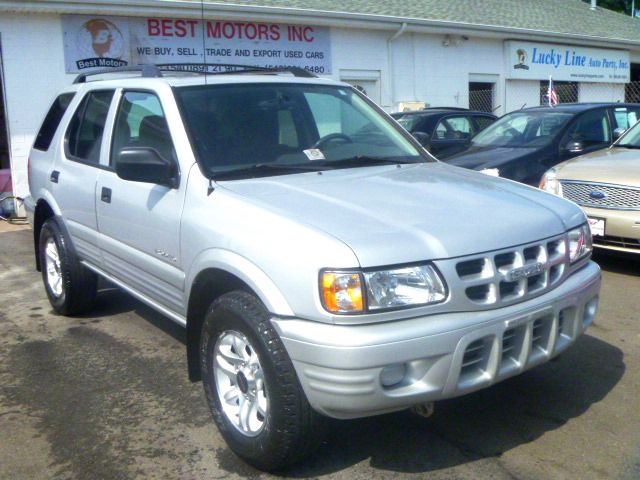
[321,271,364,313]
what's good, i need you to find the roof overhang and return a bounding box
[2,0,640,50]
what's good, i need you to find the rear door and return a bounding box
[96,89,187,314]
[51,89,115,266]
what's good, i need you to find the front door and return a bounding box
[96,90,186,314]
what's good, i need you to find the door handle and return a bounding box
[100,187,112,203]
[50,170,59,183]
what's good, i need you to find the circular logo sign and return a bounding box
[76,19,125,59]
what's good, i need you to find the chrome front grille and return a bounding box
[455,236,567,308]
[561,181,640,210]
[594,234,640,251]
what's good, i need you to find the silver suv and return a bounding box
[25,66,601,472]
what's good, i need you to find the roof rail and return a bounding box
[73,65,163,84]
[73,63,316,84]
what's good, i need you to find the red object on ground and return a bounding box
[0,169,11,193]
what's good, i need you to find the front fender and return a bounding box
[184,248,295,316]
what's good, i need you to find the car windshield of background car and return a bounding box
[175,83,426,177]
[471,111,573,148]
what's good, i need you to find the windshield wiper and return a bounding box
[211,162,330,180]
[617,144,640,149]
[315,155,421,169]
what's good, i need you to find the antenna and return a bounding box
[201,0,207,84]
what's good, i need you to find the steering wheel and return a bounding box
[311,133,353,149]
[504,127,522,138]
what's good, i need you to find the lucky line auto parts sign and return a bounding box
[505,41,630,84]
[62,15,332,74]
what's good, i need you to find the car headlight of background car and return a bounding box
[539,168,563,196]
[568,224,592,263]
[321,264,447,313]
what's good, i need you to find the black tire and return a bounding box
[200,291,323,472]
[38,218,97,315]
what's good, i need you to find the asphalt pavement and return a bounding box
[0,224,638,480]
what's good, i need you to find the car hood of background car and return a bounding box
[446,146,539,170]
[220,162,584,267]
[556,147,640,185]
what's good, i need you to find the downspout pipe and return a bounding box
[388,22,408,111]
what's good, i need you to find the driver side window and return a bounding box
[110,91,176,167]
[566,109,610,149]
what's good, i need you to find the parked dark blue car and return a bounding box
[446,103,640,185]
[391,108,497,159]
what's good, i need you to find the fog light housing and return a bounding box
[583,297,599,327]
[380,363,406,387]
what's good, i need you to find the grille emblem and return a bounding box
[505,262,544,282]
[589,190,607,199]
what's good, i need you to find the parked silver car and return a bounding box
[25,65,600,471]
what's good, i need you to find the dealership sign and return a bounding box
[62,15,332,74]
[505,41,629,83]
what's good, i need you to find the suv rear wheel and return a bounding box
[200,291,323,472]
[38,218,97,315]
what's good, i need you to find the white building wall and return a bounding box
[0,13,76,199]
[409,36,505,113]
[505,80,541,112]
[579,82,625,103]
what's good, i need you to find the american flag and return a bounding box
[548,76,559,107]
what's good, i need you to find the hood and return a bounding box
[556,147,640,186]
[220,163,584,267]
[446,146,538,170]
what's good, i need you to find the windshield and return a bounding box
[472,111,573,148]
[175,83,426,178]
[615,118,640,148]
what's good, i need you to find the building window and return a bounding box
[469,82,494,112]
[539,81,578,105]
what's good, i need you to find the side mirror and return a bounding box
[613,127,626,140]
[564,140,584,155]
[411,132,432,151]
[115,147,178,188]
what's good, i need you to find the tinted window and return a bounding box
[566,109,611,148]
[111,91,175,166]
[33,93,75,151]
[65,90,114,164]
[175,84,423,176]
[434,116,472,140]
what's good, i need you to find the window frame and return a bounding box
[63,89,116,167]
[109,88,179,176]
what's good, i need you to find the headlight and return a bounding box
[364,265,446,310]
[321,264,446,314]
[567,224,592,263]
[539,168,563,196]
[479,168,500,177]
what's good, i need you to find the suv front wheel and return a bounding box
[200,291,323,472]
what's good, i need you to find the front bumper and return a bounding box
[271,261,601,419]
[583,206,640,254]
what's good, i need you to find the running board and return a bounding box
[81,261,187,327]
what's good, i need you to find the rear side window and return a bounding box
[65,90,114,164]
[33,93,75,151]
